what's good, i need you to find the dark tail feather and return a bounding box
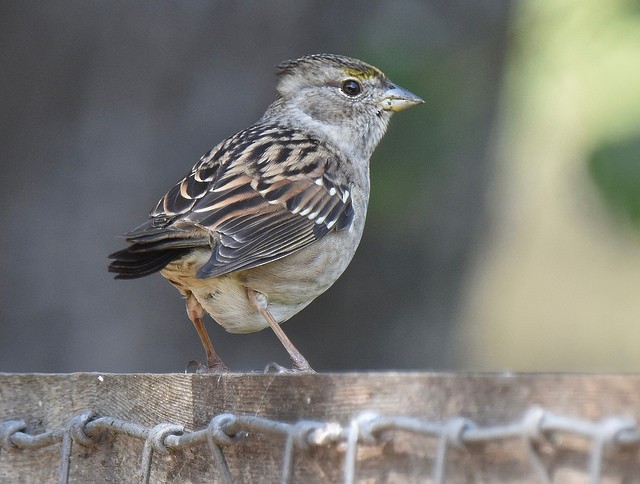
[109,221,210,279]
[108,247,189,279]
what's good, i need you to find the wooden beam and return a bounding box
[1,373,639,482]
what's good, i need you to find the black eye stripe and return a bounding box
[341,79,362,96]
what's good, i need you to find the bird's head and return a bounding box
[266,53,424,159]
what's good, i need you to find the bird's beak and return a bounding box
[379,83,424,112]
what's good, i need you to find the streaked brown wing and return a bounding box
[133,123,354,279]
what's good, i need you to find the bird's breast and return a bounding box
[162,186,369,334]
[162,216,366,334]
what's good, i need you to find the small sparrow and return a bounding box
[109,53,423,372]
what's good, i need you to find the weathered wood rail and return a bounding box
[1,372,640,482]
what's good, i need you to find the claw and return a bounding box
[263,361,316,374]
[186,359,229,374]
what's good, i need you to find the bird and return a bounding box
[108,53,423,373]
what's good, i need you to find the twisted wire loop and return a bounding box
[2,406,640,481]
[206,414,238,484]
[342,415,361,484]
[58,411,95,484]
[0,419,27,453]
[520,406,551,484]
[280,419,345,484]
[281,421,315,484]
[343,411,380,484]
[306,421,344,447]
[139,423,184,484]
[587,417,636,484]
[433,417,474,484]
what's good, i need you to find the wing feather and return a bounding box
[108,123,355,279]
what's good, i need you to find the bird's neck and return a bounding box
[262,99,391,161]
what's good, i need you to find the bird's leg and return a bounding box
[247,289,315,373]
[185,292,228,372]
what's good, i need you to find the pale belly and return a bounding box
[160,228,362,334]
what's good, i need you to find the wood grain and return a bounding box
[1,372,640,482]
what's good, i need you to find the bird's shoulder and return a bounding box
[135,122,358,277]
[150,123,354,229]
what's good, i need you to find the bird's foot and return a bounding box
[186,360,230,374]
[263,361,316,374]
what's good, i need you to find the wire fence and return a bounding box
[1,406,639,483]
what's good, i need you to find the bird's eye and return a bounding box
[341,79,362,96]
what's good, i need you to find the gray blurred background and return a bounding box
[3,1,639,373]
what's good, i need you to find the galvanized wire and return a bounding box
[1,406,639,483]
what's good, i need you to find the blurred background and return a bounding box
[1,0,639,373]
